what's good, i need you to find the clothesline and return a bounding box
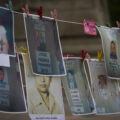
[13,10,84,25]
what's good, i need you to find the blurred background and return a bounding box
[0,0,120,120]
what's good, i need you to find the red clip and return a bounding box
[81,49,88,61]
[50,9,57,21]
[22,4,30,16]
[116,21,120,28]
[36,6,43,19]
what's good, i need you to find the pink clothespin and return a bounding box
[116,21,120,28]
[83,19,97,35]
[36,6,43,19]
[22,4,30,16]
[81,49,88,61]
[50,9,57,21]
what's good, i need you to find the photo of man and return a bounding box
[110,41,117,59]
[67,70,77,89]
[28,76,62,114]
[98,75,107,90]
[22,54,65,117]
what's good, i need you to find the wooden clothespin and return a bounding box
[22,4,30,16]
[50,9,57,21]
[116,21,120,28]
[97,50,103,62]
[81,49,88,61]
[5,0,13,12]
[36,6,43,19]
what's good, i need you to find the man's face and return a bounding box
[35,77,51,93]
[111,43,116,55]
[0,70,4,82]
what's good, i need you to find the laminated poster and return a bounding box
[87,59,120,114]
[23,14,66,76]
[97,26,120,79]
[0,54,27,119]
[62,57,95,115]
[0,7,15,56]
[22,54,65,120]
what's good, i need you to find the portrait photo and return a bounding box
[24,14,66,76]
[110,40,117,59]
[98,75,107,90]
[88,59,120,114]
[0,55,26,113]
[62,58,95,115]
[97,26,120,79]
[0,7,15,55]
[22,54,65,116]
[66,69,77,89]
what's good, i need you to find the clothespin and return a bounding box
[97,50,103,62]
[36,6,43,19]
[20,46,28,54]
[5,0,13,12]
[22,4,30,16]
[83,19,97,35]
[50,9,57,21]
[81,49,88,61]
[104,22,112,28]
[116,21,120,28]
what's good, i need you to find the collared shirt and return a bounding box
[28,88,63,114]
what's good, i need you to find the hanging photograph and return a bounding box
[87,59,120,114]
[22,54,65,120]
[62,57,95,115]
[0,7,15,56]
[23,14,66,76]
[97,26,120,79]
[0,54,27,114]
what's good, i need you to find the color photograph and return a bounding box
[62,58,95,115]
[0,7,14,56]
[88,59,120,114]
[97,26,120,79]
[0,55,26,113]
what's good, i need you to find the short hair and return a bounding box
[67,70,73,75]
[111,41,115,45]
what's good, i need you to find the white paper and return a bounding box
[0,54,10,67]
